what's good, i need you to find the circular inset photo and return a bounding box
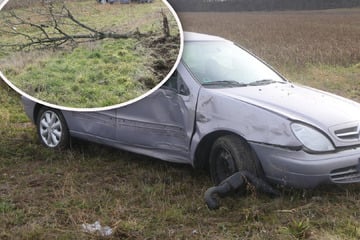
[0,0,182,109]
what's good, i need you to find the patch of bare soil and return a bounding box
[138,34,181,89]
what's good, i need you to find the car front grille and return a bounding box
[334,126,360,141]
[330,166,360,183]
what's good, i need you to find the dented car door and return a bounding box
[67,110,117,140]
[114,63,201,163]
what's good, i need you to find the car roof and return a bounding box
[184,31,230,42]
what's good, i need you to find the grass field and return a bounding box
[1,8,360,239]
[0,0,180,108]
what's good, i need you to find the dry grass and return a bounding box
[179,9,360,69]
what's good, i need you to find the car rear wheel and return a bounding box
[209,135,262,185]
[36,107,69,149]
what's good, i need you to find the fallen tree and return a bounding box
[0,3,171,50]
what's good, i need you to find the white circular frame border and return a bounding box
[0,0,184,112]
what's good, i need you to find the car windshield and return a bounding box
[182,41,285,87]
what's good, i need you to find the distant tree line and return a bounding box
[168,0,360,11]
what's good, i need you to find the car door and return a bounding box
[66,109,117,140]
[115,62,201,163]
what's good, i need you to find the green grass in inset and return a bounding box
[0,0,181,108]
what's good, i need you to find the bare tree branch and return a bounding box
[62,5,102,36]
[160,9,170,38]
[0,3,152,50]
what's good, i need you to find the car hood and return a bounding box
[213,82,360,133]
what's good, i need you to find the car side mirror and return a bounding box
[179,83,189,96]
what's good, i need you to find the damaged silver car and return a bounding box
[22,32,360,188]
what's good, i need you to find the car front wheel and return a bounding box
[209,135,262,185]
[36,107,69,149]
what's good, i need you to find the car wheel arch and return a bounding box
[33,103,43,124]
[193,130,259,169]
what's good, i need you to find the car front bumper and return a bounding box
[250,142,360,188]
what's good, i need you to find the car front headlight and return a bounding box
[291,123,335,152]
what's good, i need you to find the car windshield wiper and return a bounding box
[202,80,248,87]
[248,79,282,86]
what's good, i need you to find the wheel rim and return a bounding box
[215,147,236,182]
[39,110,62,147]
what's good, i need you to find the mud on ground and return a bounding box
[137,34,181,89]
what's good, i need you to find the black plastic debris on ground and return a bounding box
[205,171,280,210]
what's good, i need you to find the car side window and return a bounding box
[162,70,190,96]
